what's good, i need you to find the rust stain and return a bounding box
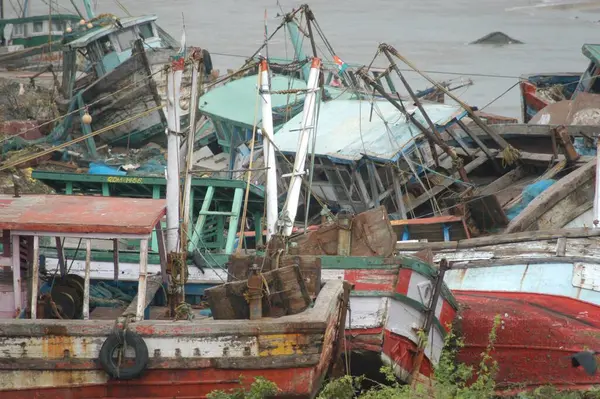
[519,264,530,291]
[43,326,68,336]
[42,336,75,359]
[258,334,303,356]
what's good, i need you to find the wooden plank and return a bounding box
[112,239,119,282]
[407,151,493,212]
[450,256,600,270]
[11,234,21,314]
[30,236,39,320]
[155,222,168,284]
[83,239,91,320]
[395,226,600,251]
[462,124,600,139]
[124,274,162,320]
[452,147,593,166]
[456,120,494,160]
[136,239,149,321]
[475,166,526,196]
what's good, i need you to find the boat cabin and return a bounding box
[30,171,266,271]
[64,15,176,77]
[0,14,80,49]
[0,194,166,320]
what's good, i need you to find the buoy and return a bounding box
[79,19,86,25]
[66,27,72,33]
[87,22,93,29]
[82,112,92,125]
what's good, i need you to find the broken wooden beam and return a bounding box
[475,166,526,197]
[395,226,600,251]
[459,124,600,139]
[122,274,163,319]
[407,150,494,212]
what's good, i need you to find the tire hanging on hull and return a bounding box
[99,330,149,380]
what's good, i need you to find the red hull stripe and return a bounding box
[2,368,317,399]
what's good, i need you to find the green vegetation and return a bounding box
[207,315,600,398]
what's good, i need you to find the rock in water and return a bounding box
[469,32,524,45]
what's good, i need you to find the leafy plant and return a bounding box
[206,376,279,399]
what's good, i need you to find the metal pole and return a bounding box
[356,69,469,182]
[410,258,449,386]
[181,50,202,250]
[259,59,278,242]
[281,58,321,236]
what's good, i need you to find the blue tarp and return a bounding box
[88,162,126,176]
[506,179,556,220]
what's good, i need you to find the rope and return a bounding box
[501,145,522,167]
[0,105,162,172]
[236,72,262,253]
[113,312,136,378]
[174,302,194,321]
[268,88,309,95]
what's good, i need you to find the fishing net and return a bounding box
[505,179,556,220]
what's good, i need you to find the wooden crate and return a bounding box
[227,254,321,298]
[205,265,312,320]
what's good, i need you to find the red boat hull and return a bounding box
[3,367,319,399]
[455,290,600,392]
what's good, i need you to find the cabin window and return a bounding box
[32,21,44,33]
[13,24,24,35]
[116,28,136,50]
[51,21,63,32]
[98,36,115,55]
[138,23,153,39]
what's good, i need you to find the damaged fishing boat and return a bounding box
[396,225,600,392]
[520,43,600,123]
[0,1,80,71]
[2,0,213,156]
[0,53,352,399]
[0,195,351,398]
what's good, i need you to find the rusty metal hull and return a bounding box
[455,290,600,392]
[0,280,348,398]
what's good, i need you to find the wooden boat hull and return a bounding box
[3,368,324,399]
[455,290,600,391]
[0,280,349,399]
[505,158,596,233]
[519,74,581,123]
[39,254,458,383]
[399,228,600,392]
[323,258,457,381]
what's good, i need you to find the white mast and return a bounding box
[259,59,278,242]
[594,140,600,228]
[181,50,201,245]
[280,57,321,236]
[165,55,184,253]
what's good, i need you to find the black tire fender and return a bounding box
[98,330,149,380]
